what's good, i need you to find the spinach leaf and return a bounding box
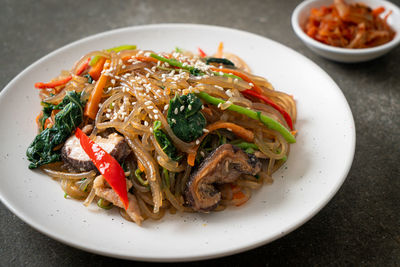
[153,121,181,162]
[26,91,85,169]
[205,57,235,67]
[167,93,206,142]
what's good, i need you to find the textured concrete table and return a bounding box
[1,0,399,266]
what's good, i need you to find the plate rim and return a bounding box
[0,23,356,262]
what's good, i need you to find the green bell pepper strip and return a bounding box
[150,53,242,80]
[90,45,137,66]
[196,92,296,144]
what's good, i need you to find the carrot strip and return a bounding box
[35,111,43,128]
[216,42,224,58]
[135,55,159,63]
[75,58,90,76]
[209,67,262,94]
[372,6,385,16]
[35,76,72,89]
[138,160,145,172]
[89,57,106,81]
[232,191,248,206]
[84,59,110,119]
[187,121,254,166]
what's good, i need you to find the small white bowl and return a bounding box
[292,0,400,63]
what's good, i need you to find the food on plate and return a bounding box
[26,43,297,225]
[304,0,395,48]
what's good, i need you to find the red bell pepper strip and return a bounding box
[35,58,90,89]
[75,58,90,76]
[75,128,129,210]
[198,47,207,57]
[241,89,294,130]
[35,76,72,89]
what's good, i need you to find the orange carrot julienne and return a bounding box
[216,42,224,58]
[209,67,262,94]
[232,191,248,206]
[89,57,106,81]
[84,59,110,120]
[138,160,145,172]
[372,6,385,16]
[187,121,254,166]
[135,55,159,63]
[207,121,254,142]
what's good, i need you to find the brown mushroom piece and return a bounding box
[61,133,131,172]
[185,144,262,212]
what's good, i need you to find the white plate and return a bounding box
[0,24,355,262]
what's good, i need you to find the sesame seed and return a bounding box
[249,82,254,87]
[150,127,153,133]
[154,115,159,119]
[145,101,152,105]
[180,106,185,112]
[188,104,192,110]
[111,79,116,84]
[122,65,126,69]
[203,128,209,133]
[227,128,232,131]
[172,118,176,123]
[226,90,233,97]
[234,78,239,84]
[217,103,222,108]
[200,151,205,157]
[164,104,169,110]
[174,108,178,114]
[144,121,149,126]
[195,140,200,145]
[146,73,150,78]
[153,110,159,113]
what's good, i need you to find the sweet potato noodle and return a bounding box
[305,0,395,48]
[32,44,297,225]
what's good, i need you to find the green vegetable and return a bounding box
[230,141,259,150]
[97,198,113,210]
[196,92,296,143]
[150,53,242,79]
[162,168,170,189]
[175,47,183,53]
[167,93,206,142]
[153,121,181,161]
[77,178,90,192]
[150,53,201,76]
[26,91,85,169]
[135,168,149,186]
[90,44,137,66]
[84,74,94,84]
[206,57,235,66]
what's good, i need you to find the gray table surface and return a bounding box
[1,0,399,266]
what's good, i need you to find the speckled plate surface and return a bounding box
[0,24,355,262]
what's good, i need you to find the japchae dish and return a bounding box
[26,43,297,225]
